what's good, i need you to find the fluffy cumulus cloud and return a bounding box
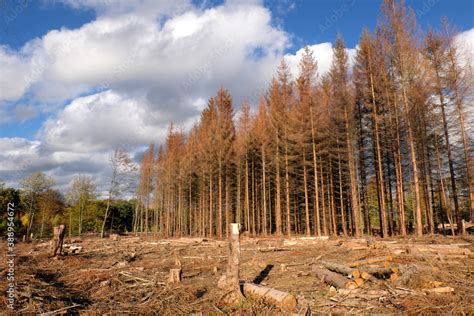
[285,42,357,79]
[0,0,290,192]
[1,0,473,194]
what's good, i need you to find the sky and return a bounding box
[0,0,473,196]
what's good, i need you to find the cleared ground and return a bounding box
[1,234,473,314]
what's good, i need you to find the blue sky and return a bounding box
[2,0,472,51]
[0,0,472,192]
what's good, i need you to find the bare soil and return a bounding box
[1,234,473,314]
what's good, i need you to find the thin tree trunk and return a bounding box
[320,157,328,236]
[245,155,250,232]
[285,142,291,237]
[337,150,347,236]
[303,149,311,236]
[218,159,223,238]
[275,133,282,235]
[344,104,361,237]
[261,145,267,235]
[310,108,321,236]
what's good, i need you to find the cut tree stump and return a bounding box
[242,283,297,312]
[51,224,66,257]
[319,260,360,278]
[312,266,358,289]
[349,256,393,267]
[169,268,182,283]
[217,223,244,303]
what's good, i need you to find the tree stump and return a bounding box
[169,268,182,283]
[218,223,244,303]
[51,224,66,257]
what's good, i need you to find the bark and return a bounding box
[312,266,358,289]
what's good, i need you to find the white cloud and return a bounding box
[284,42,357,79]
[454,28,474,68]
[39,90,163,153]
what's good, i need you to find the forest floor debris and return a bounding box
[1,234,473,314]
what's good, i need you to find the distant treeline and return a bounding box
[0,178,135,238]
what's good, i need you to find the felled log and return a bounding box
[319,260,360,278]
[407,246,471,255]
[312,266,358,289]
[424,286,454,294]
[394,265,417,286]
[242,283,297,311]
[349,256,392,267]
[342,241,368,250]
[283,236,329,246]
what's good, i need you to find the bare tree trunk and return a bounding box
[337,150,347,236]
[26,193,35,241]
[225,175,230,237]
[310,108,321,236]
[303,149,311,236]
[357,101,370,234]
[245,155,250,232]
[435,140,455,236]
[236,158,242,226]
[285,142,291,237]
[320,157,328,236]
[329,162,337,235]
[436,74,462,233]
[218,159,223,238]
[209,168,213,238]
[275,132,282,235]
[261,145,267,235]
[251,159,256,235]
[100,196,112,238]
[401,85,423,236]
[370,73,388,237]
[344,104,361,237]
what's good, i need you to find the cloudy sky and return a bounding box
[0,0,473,196]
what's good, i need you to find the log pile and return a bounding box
[312,256,409,290]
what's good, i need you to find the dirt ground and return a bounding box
[1,233,473,315]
